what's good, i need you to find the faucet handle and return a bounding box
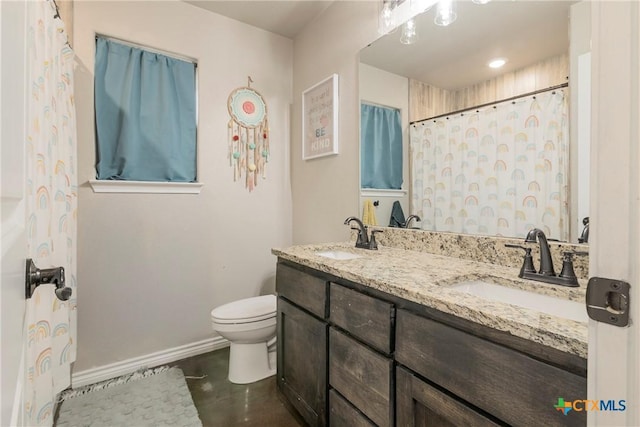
[505,244,536,276]
[355,226,368,245]
[349,227,362,238]
[559,252,578,281]
[369,229,383,250]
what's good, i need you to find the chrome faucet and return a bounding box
[525,228,555,276]
[404,215,421,229]
[344,216,381,250]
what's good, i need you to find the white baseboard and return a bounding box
[71,337,229,388]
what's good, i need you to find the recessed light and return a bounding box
[488,58,507,69]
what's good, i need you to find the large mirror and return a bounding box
[359,0,591,243]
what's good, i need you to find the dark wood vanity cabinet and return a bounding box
[395,309,587,427]
[276,260,587,427]
[276,264,328,427]
[276,262,395,427]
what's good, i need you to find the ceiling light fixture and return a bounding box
[488,58,507,68]
[400,18,418,44]
[471,0,491,4]
[378,0,398,35]
[434,0,457,27]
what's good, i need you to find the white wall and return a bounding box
[292,1,379,244]
[73,1,292,371]
[359,63,410,226]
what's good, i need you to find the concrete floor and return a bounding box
[171,347,305,427]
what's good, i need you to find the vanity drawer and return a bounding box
[330,283,394,354]
[276,263,327,319]
[329,389,375,427]
[329,327,393,427]
[396,309,586,427]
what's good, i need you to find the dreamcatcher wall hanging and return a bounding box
[227,77,270,191]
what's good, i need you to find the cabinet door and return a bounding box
[277,297,328,427]
[396,366,501,427]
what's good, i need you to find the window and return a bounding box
[94,36,197,183]
[360,103,403,189]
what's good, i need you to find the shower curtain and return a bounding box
[24,0,78,424]
[410,89,569,240]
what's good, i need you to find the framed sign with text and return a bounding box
[302,74,339,160]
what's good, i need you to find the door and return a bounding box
[589,1,640,426]
[1,1,29,425]
[277,297,328,427]
[2,1,77,425]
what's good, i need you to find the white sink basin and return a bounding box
[316,250,363,260]
[451,280,587,323]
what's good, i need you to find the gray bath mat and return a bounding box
[56,366,202,427]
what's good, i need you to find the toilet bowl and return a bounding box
[211,294,277,384]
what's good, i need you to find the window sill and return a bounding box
[88,180,204,194]
[360,188,407,197]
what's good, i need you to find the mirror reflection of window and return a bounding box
[360,103,403,190]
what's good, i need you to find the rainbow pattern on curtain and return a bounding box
[25,1,78,425]
[410,89,569,240]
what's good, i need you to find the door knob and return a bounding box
[25,259,72,301]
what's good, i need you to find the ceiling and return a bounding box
[184,0,575,90]
[360,0,575,90]
[184,1,333,39]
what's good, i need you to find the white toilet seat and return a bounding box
[211,294,276,324]
[211,316,275,334]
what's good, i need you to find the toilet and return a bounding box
[211,294,277,384]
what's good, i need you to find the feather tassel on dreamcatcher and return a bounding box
[227,77,270,192]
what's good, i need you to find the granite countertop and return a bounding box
[272,241,588,359]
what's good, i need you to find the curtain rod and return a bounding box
[95,34,198,66]
[410,82,569,126]
[50,0,61,19]
[361,100,399,110]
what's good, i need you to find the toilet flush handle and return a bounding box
[266,336,277,348]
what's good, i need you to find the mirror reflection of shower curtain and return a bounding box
[410,89,569,240]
